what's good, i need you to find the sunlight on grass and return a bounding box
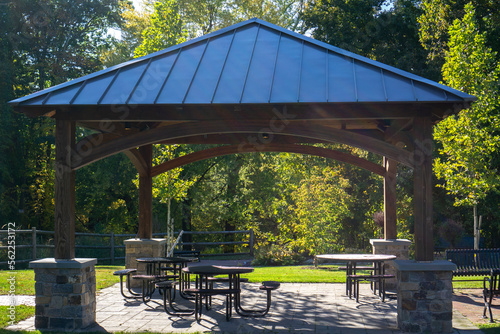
[0,266,124,296]
[0,305,35,328]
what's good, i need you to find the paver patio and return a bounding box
[8,282,484,333]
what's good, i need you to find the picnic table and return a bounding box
[182,265,279,321]
[315,253,396,302]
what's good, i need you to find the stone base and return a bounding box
[394,260,457,333]
[370,239,411,289]
[125,238,166,288]
[29,258,97,330]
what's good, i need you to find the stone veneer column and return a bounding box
[393,260,457,333]
[124,238,166,288]
[370,238,411,290]
[29,258,97,330]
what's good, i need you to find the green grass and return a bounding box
[0,266,123,296]
[452,276,488,289]
[477,323,500,333]
[0,305,35,329]
[241,265,359,283]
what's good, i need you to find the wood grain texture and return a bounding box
[54,119,75,259]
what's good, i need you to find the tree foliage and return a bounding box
[434,3,500,207]
[134,0,187,57]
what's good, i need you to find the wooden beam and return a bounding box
[384,157,398,239]
[54,119,76,259]
[412,117,434,261]
[32,102,449,122]
[124,148,148,177]
[151,144,386,177]
[72,121,414,170]
[138,145,153,239]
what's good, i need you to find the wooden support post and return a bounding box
[110,232,115,265]
[412,117,434,261]
[32,227,37,260]
[54,119,76,259]
[384,157,398,240]
[138,144,153,239]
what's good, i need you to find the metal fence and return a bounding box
[0,228,254,267]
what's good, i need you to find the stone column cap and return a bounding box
[370,238,412,246]
[29,258,97,269]
[124,238,166,245]
[393,259,457,272]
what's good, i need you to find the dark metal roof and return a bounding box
[10,18,476,109]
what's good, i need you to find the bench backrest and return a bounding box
[446,248,500,271]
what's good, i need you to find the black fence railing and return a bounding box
[0,228,254,267]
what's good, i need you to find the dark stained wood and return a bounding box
[151,144,386,177]
[384,157,398,240]
[412,117,434,261]
[138,145,153,239]
[73,121,414,170]
[124,148,148,177]
[54,119,76,259]
[25,102,464,122]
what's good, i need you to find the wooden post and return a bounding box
[138,144,153,239]
[384,157,398,240]
[249,228,254,256]
[54,119,76,259]
[32,227,37,260]
[110,232,115,265]
[412,117,434,261]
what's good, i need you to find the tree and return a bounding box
[301,0,431,77]
[0,0,126,229]
[434,3,500,248]
[418,0,500,79]
[134,0,187,57]
[291,166,353,255]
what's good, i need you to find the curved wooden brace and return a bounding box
[72,121,414,170]
[150,144,386,177]
[124,148,149,177]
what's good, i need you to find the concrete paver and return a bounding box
[7,282,484,333]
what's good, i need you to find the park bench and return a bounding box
[446,248,500,322]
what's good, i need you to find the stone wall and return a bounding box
[394,260,456,333]
[370,239,411,289]
[30,258,97,330]
[125,238,166,288]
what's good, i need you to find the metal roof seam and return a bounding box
[69,81,87,105]
[126,58,153,105]
[41,91,53,106]
[97,68,121,105]
[325,49,329,102]
[268,32,283,103]
[239,24,261,103]
[154,48,182,104]
[352,58,358,102]
[211,29,237,103]
[410,79,418,102]
[297,40,305,102]
[381,69,388,102]
[183,39,210,104]
[443,90,449,101]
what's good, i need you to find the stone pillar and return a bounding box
[29,258,97,330]
[370,239,411,290]
[394,260,456,333]
[124,238,166,287]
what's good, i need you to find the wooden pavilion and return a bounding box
[10,18,475,331]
